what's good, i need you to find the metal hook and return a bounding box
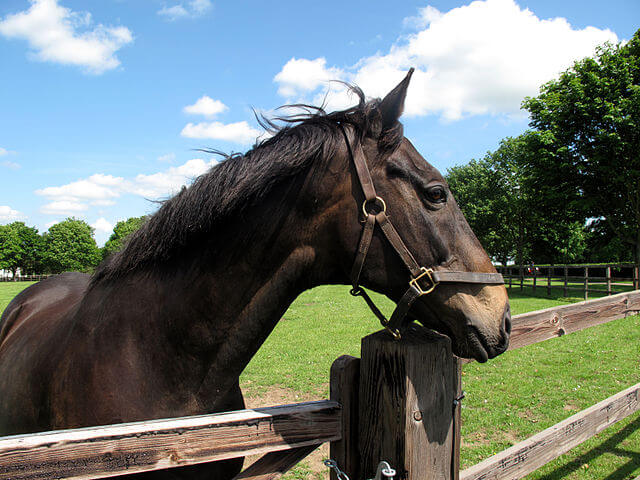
[372,461,396,480]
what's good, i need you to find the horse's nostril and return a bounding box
[502,306,512,335]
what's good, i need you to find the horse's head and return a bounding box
[318,70,510,362]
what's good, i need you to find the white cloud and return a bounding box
[274,57,345,98]
[41,200,88,215]
[157,152,176,163]
[181,121,261,145]
[131,158,217,197]
[2,160,21,170]
[0,0,133,74]
[36,174,125,205]
[35,158,218,215]
[0,147,19,168]
[158,0,212,21]
[273,0,618,121]
[183,96,228,117]
[91,217,113,233]
[0,206,23,222]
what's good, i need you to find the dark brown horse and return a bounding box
[0,72,510,479]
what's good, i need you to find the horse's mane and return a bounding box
[92,86,403,283]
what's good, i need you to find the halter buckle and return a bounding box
[409,267,438,295]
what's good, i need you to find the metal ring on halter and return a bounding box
[362,196,387,217]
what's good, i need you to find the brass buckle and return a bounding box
[409,267,438,295]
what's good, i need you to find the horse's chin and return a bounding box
[413,318,490,363]
[411,303,503,363]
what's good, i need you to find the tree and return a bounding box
[102,216,147,259]
[446,158,516,265]
[43,218,101,274]
[523,30,640,264]
[583,218,633,263]
[0,222,43,279]
[447,132,587,265]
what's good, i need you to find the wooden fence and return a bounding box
[0,274,51,283]
[496,263,639,299]
[0,290,638,479]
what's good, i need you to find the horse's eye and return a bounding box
[426,185,447,203]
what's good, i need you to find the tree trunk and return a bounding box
[516,217,524,267]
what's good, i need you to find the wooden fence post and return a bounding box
[606,266,612,296]
[634,265,639,290]
[330,355,361,480]
[533,267,537,292]
[508,267,513,290]
[584,267,589,300]
[547,267,552,296]
[564,266,568,297]
[359,325,459,480]
[519,266,524,291]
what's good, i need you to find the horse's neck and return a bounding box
[193,245,318,401]
[96,211,327,408]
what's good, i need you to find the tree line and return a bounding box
[0,216,146,278]
[446,30,639,266]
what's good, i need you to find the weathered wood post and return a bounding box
[584,266,589,300]
[532,267,537,292]
[547,266,552,296]
[519,266,524,291]
[330,355,361,480]
[358,325,460,480]
[563,266,568,297]
[606,266,612,296]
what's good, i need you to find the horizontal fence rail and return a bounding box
[0,275,52,283]
[0,401,341,480]
[460,383,640,480]
[508,289,640,351]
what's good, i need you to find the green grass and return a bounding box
[506,280,635,299]
[0,281,35,313]
[0,281,638,479]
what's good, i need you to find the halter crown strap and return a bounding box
[340,125,504,339]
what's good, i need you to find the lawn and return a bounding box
[0,281,638,479]
[0,281,35,313]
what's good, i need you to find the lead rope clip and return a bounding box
[324,459,396,480]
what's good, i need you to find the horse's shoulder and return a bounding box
[0,272,90,346]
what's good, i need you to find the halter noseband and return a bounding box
[340,125,504,339]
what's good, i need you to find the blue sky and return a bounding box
[0,0,638,246]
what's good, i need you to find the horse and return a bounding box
[0,70,510,479]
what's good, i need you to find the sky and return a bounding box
[0,0,638,246]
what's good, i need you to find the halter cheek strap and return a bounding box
[340,125,504,339]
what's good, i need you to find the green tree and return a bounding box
[446,158,516,265]
[523,30,640,264]
[43,218,101,274]
[102,216,147,259]
[447,132,587,265]
[0,222,43,279]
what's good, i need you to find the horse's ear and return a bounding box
[378,68,414,131]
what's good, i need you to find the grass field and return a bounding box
[1,281,638,479]
[504,277,635,299]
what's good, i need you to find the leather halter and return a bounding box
[340,126,504,339]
